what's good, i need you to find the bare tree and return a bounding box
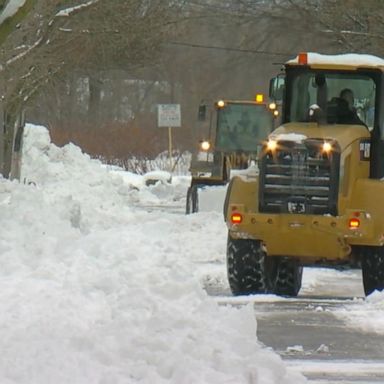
[9,0,379,175]
[0,0,182,178]
[271,0,384,55]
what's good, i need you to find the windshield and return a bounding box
[288,71,377,130]
[215,103,273,152]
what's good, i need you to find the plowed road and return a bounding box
[212,270,384,383]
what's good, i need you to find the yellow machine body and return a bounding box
[224,53,384,267]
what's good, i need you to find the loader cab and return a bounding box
[214,98,275,154]
[191,98,276,177]
[186,97,276,214]
[284,67,378,130]
[269,53,384,179]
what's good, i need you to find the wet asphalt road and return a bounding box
[214,269,384,383]
[255,296,384,383]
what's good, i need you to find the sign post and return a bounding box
[157,104,181,171]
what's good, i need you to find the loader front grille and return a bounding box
[259,139,340,215]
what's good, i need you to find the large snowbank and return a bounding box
[0,124,308,383]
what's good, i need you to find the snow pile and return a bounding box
[335,290,384,334]
[270,133,307,143]
[301,268,384,335]
[0,124,307,383]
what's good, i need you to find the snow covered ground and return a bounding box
[0,123,382,383]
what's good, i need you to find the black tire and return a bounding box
[273,257,303,297]
[361,246,384,296]
[227,235,276,295]
[185,185,199,214]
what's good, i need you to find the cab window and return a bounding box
[289,71,376,130]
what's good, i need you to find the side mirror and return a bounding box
[269,74,285,102]
[198,104,207,121]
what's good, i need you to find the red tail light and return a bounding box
[231,213,243,224]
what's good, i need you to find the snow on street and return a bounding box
[0,124,304,383]
[0,123,382,383]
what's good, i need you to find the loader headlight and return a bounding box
[216,100,225,108]
[200,140,211,151]
[266,139,278,151]
[322,141,332,153]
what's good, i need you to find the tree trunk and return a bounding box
[9,110,25,180]
[2,104,24,180]
[88,75,102,124]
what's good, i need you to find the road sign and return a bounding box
[158,104,181,127]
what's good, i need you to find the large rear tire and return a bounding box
[274,257,303,297]
[361,246,384,296]
[227,235,276,295]
[186,185,199,214]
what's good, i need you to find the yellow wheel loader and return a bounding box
[186,97,277,214]
[224,52,384,297]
